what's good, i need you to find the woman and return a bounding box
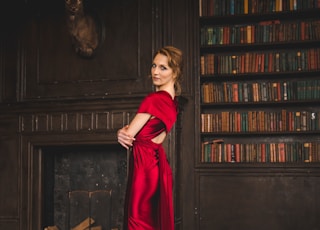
[117,46,183,230]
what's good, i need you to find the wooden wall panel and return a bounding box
[21,0,154,101]
[0,222,19,230]
[0,0,23,103]
[165,0,198,229]
[0,117,19,219]
[0,29,20,103]
[0,136,19,218]
[0,40,3,102]
[169,0,197,97]
[197,173,320,230]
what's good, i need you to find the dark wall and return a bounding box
[0,0,197,229]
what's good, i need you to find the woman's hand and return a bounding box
[117,125,135,149]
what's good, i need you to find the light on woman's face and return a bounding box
[151,54,175,90]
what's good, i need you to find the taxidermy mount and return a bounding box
[65,0,105,58]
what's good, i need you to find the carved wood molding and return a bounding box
[20,109,135,134]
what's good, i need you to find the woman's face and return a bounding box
[151,53,176,91]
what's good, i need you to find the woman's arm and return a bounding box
[117,113,151,149]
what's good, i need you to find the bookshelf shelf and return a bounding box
[200,70,320,80]
[201,131,320,136]
[201,100,320,107]
[199,8,320,25]
[198,1,320,165]
[200,40,320,53]
[196,162,320,170]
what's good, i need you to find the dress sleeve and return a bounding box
[137,91,178,131]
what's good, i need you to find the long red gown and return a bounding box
[124,90,178,230]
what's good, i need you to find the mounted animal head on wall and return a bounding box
[65,0,105,58]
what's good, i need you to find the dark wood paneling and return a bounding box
[0,136,19,217]
[166,0,198,228]
[0,222,19,230]
[0,40,3,102]
[21,0,154,101]
[170,0,197,97]
[197,173,320,230]
[0,1,24,103]
[0,28,20,103]
[0,117,19,219]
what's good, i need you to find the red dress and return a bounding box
[124,90,178,230]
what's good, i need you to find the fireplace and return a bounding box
[20,106,179,230]
[37,144,128,230]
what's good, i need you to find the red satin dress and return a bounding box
[124,90,178,230]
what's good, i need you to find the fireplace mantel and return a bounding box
[17,102,134,229]
[18,99,179,230]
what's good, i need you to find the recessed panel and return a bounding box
[198,174,320,230]
[23,0,153,100]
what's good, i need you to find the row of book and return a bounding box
[200,48,320,75]
[201,110,319,132]
[200,20,320,46]
[201,80,320,103]
[199,0,320,17]
[201,141,320,163]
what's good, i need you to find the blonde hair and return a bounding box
[153,46,183,96]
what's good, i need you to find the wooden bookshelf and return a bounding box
[198,0,320,164]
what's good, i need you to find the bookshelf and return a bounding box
[198,0,320,164]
